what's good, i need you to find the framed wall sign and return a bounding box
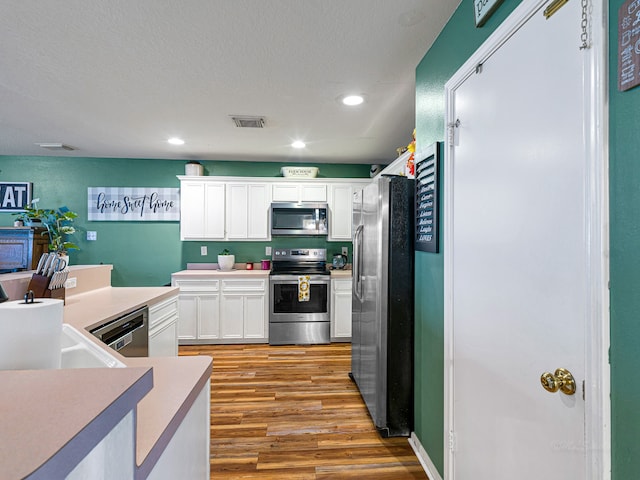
[415,142,441,253]
[88,187,180,221]
[474,0,505,27]
[618,0,640,91]
[0,182,33,212]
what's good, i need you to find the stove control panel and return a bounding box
[272,248,326,261]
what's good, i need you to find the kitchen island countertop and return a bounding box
[0,277,212,479]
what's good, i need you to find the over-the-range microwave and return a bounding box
[270,202,328,236]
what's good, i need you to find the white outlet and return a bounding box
[200,246,208,256]
[87,231,97,241]
[342,246,348,257]
[265,246,272,256]
[65,277,77,289]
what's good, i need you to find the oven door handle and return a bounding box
[353,224,364,302]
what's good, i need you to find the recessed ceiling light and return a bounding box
[342,95,364,106]
[168,137,185,145]
[291,141,306,149]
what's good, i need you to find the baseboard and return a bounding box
[408,432,443,480]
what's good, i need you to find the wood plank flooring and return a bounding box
[179,343,428,480]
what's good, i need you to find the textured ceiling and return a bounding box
[0,0,460,165]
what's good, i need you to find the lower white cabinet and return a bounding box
[331,277,352,341]
[171,274,268,344]
[149,295,179,356]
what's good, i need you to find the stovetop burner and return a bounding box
[270,248,329,276]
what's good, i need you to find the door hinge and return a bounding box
[448,430,457,451]
[447,119,461,145]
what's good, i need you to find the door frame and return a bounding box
[442,0,609,478]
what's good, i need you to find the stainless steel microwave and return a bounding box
[270,202,328,236]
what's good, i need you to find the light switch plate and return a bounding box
[342,247,348,257]
[86,231,97,241]
[201,246,207,256]
[266,246,272,256]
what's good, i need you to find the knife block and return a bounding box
[46,287,66,304]
[26,274,51,299]
[25,274,66,304]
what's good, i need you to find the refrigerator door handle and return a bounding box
[353,224,364,302]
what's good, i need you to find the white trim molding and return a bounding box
[409,432,443,480]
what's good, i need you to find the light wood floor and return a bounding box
[179,343,428,480]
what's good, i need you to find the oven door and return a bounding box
[269,274,330,323]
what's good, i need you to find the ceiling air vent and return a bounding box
[231,116,265,128]
[35,143,75,151]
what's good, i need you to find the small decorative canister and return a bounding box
[185,161,204,176]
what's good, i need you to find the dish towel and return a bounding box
[298,275,310,302]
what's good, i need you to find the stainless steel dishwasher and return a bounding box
[90,305,149,357]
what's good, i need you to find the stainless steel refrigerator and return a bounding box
[351,175,414,437]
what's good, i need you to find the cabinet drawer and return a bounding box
[332,279,352,291]
[221,279,266,292]
[173,279,220,292]
[149,296,178,320]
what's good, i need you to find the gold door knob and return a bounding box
[540,368,576,395]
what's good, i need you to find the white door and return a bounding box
[444,0,606,478]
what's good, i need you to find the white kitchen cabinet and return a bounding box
[331,277,352,341]
[149,295,179,356]
[226,183,270,240]
[179,180,225,240]
[328,184,354,241]
[172,274,268,344]
[272,183,327,202]
[171,278,221,343]
[220,278,268,342]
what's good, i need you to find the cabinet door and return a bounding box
[244,294,267,339]
[226,184,248,239]
[177,293,198,340]
[149,317,178,357]
[301,184,327,202]
[180,182,206,240]
[198,294,220,340]
[272,184,299,202]
[331,279,352,340]
[247,184,270,239]
[328,184,353,240]
[204,183,225,239]
[220,294,244,339]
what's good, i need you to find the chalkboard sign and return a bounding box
[415,142,441,253]
[618,0,640,91]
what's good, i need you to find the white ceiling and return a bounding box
[0,0,460,165]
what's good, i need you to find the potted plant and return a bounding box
[218,248,235,271]
[17,204,79,257]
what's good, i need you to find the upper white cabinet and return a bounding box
[226,183,270,240]
[328,180,370,241]
[178,176,369,242]
[179,180,225,240]
[178,177,270,241]
[272,183,327,203]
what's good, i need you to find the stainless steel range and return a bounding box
[269,248,330,345]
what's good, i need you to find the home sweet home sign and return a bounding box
[87,187,179,221]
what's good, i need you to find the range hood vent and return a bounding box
[231,116,265,128]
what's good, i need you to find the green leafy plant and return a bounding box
[17,205,80,254]
[219,248,231,255]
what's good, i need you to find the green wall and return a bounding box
[608,0,640,477]
[416,0,639,478]
[0,156,369,286]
